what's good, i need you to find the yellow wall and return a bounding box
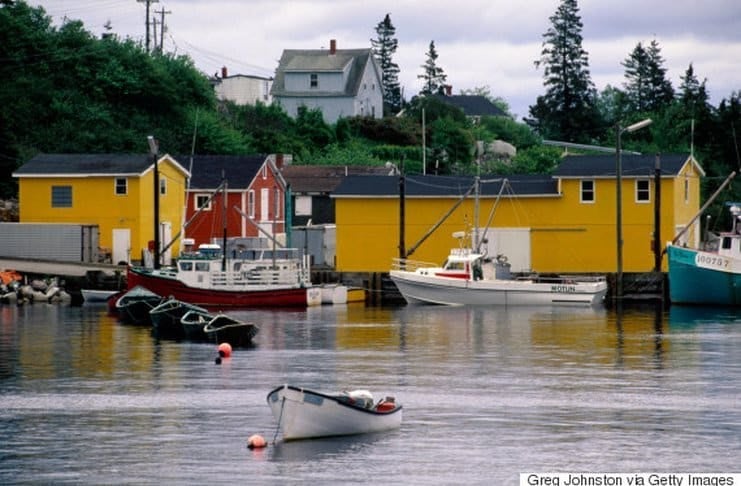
[336,166,701,274]
[18,156,187,261]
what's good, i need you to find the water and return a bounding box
[1,303,740,484]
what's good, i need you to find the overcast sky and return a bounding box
[32,0,741,120]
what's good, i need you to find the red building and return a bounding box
[183,154,288,249]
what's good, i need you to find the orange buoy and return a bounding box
[218,342,232,358]
[247,434,267,449]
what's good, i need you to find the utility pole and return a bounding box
[137,0,159,53]
[155,7,171,53]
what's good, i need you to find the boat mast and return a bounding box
[222,174,227,271]
[669,171,736,248]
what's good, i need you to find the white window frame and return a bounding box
[195,194,211,211]
[248,190,255,218]
[635,179,650,203]
[580,179,595,204]
[115,177,127,195]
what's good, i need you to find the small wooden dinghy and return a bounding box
[267,385,402,441]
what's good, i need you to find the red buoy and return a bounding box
[218,342,232,358]
[247,434,267,449]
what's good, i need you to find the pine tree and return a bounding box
[371,13,402,114]
[528,0,600,142]
[622,42,651,112]
[418,41,447,96]
[645,39,674,110]
[623,40,674,112]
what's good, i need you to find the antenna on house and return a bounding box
[690,118,695,158]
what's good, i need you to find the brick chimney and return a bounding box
[221,66,228,78]
[275,153,284,169]
[329,39,336,55]
[445,84,452,96]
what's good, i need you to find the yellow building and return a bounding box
[13,153,190,265]
[332,153,703,275]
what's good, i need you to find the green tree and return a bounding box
[528,0,601,143]
[622,40,674,113]
[418,41,447,96]
[371,13,402,115]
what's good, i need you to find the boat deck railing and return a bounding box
[391,258,438,272]
[208,268,311,288]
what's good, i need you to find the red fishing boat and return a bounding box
[127,245,320,308]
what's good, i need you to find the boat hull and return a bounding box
[150,298,208,337]
[203,315,258,347]
[267,385,402,441]
[667,244,741,305]
[390,270,607,306]
[81,289,118,303]
[127,266,310,308]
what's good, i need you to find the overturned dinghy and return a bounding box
[267,385,402,441]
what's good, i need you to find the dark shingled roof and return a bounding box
[270,48,375,98]
[434,94,507,117]
[332,174,558,197]
[13,153,155,176]
[554,154,692,178]
[282,165,388,193]
[182,154,268,189]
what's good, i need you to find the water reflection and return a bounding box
[1,302,740,484]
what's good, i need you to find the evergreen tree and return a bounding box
[527,0,601,142]
[418,41,447,96]
[622,42,651,111]
[645,39,674,110]
[623,40,674,112]
[371,13,402,115]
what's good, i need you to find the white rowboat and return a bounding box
[267,385,402,441]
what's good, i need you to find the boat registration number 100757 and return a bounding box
[695,253,731,270]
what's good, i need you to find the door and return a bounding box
[160,221,172,265]
[112,229,131,264]
[260,188,269,222]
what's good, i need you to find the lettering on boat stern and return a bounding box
[551,284,576,293]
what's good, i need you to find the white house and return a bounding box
[270,39,383,123]
[211,66,273,105]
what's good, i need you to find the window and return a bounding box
[248,190,255,218]
[195,194,211,211]
[635,179,650,202]
[310,73,318,88]
[159,177,167,196]
[51,186,72,207]
[261,164,267,179]
[580,180,595,203]
[115,178,127,195]
[684,177,689,203]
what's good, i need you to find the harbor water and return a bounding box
[1,302,740,484]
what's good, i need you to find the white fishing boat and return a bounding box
[267,385,402,441]
[390,230,607,306]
